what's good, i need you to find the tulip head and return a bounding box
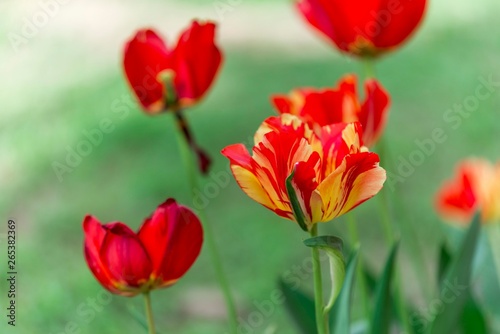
[296,0,427,58]
[83,199,203,296]
[222,114,386,230]
[123,21,222,113]
[436,159,500,225]
[271,75,389,147]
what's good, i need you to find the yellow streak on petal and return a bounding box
[337,166,386,217]
[316,160,386,221]
[230,165,277,211]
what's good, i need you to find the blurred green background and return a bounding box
[1,0,500,332]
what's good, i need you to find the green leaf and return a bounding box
[304,235,346,314]
[370,241,400,334]
[428,214,481,334]
[460,298,488,333]
[285,168,308,231]
[279,278,317,334]
[330,250,359,333]
[438,243,452,287]
[303,235,343,252]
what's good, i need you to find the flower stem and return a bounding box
[363,58,376,80]
[143,292,156,334]
[172,111,238,334]
[346,213,371,319]
[488,223,500,288]
[310,225,328,334]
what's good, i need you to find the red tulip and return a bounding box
[222,114,386,230]
[271,74,389,147]
[435,159,500,225]
[83,199,203,296]
[123,21,223,113]
[296,0,427,57]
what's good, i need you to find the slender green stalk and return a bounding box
[310,225,328,334]
[143,292,156,334]
[346,213,371,319]
[363,58,376,79]
[488,223,500,287]
[172,111,238,334]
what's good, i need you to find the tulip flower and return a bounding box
[296,0,427,58]
[123,21,222,113]
[123,21,223,174]
[221,114,386,230]
[83,199,203,296]
[435,158,500,225]
[271,75,389,147]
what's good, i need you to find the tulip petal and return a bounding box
[83,216,125,295]
[138,199,203,288]
[271,95,294,115]
[221,144,278,213]
[296,0,426,57]
[435,171,477,225]
[291,153,322,225]
[123,29,172,112]
[101,223,152,289]
[317,151,386,221]
[174,21,223,105]
[359,80,390,147]
[321,122,364,176]
[373,0,427,49]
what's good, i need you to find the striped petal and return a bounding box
[316,151,386,221]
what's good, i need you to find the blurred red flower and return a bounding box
[296,0,426,57]
[435,158,500,225]
[83,199,203,296]
[271,74,390,147]
[222,114,386,230]
[123,21,223,113]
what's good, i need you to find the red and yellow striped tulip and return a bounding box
[271,74,389,147]
[221,114,386,230]
[435,158,500,225]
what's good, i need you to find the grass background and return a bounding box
[1,0,500,332]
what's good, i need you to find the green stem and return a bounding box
[310,225,328,334]
[172,111,238,334]
[346,213,371,319]
[143,292,156,334]
[363,58,376,80]
[488,223,500,288]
